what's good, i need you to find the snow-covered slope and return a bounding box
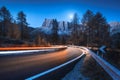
[109,22,120,35]
[41,19,53,34]
[40,19,71,35]
[58,21,71,35]
[31,19,85,36]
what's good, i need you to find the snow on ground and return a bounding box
[62,50,113,80]
[62,53,90,80]
[109,22,120,35]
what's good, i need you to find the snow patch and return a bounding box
[62,53,89,80]
[109,22,120,35]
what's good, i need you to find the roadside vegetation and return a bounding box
[0,6,119,49]
[0,6,119,68]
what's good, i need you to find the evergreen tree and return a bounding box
[10,22,21,39]
[72,13,79,31]
[35,33,41,46]
[51,19,59,44]
[17,11,29,40]
[81,10,94,46]
[81,10,94,26]
[82,10,110,46]
[0,6,12,37]
[63,21,65,30]
[89,12,109,46]
[0,6,12,22]
[71,13,80,44]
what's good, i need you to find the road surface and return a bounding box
[0,47,82,80]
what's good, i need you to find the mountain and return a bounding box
[109,22,120,35]
[40,19,71,35]
[31,18,86,39]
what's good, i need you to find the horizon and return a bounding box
[0,0,120,27]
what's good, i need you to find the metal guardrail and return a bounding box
[83,47,120,80]
[70,46,120,80]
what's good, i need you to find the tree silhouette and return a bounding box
[82,10,110,46]
[17,11,29,40]
[51,19,59,44]
[0,6,12,37]
[81,10,94,46]
[81,10,94,26]
[90,12,109,46]
[71,13,80,44]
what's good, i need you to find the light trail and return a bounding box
[0,49,55,55]
[25,49,85,80]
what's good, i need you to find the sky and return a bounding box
[0,0,120,27]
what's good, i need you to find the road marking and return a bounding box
[0,49,55,55]
[25,51,85,80]
[0,47,67,55]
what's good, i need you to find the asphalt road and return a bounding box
[0,47,82,80]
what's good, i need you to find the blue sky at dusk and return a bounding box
[0,0,120,27]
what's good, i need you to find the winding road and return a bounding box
[0,47,83,80]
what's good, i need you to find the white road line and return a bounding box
[25,51,85,80]
[0,47,67,55]
[0,49,55,55]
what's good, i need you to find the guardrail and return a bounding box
[80,47,120,80]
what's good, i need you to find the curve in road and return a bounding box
[0,47,83,80]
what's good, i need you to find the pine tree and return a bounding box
[72,13,79,31]
[71,13,80,45]
[89,12,109,46]
[51,19,59,44]
[35,34,41,46]
[0,6,12,37]
[81,10,94,46]
[81,10,94,26]
[82,10,110,46]
[63,21,65,30]
[17,11,29,40]
[11,23,21,39]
